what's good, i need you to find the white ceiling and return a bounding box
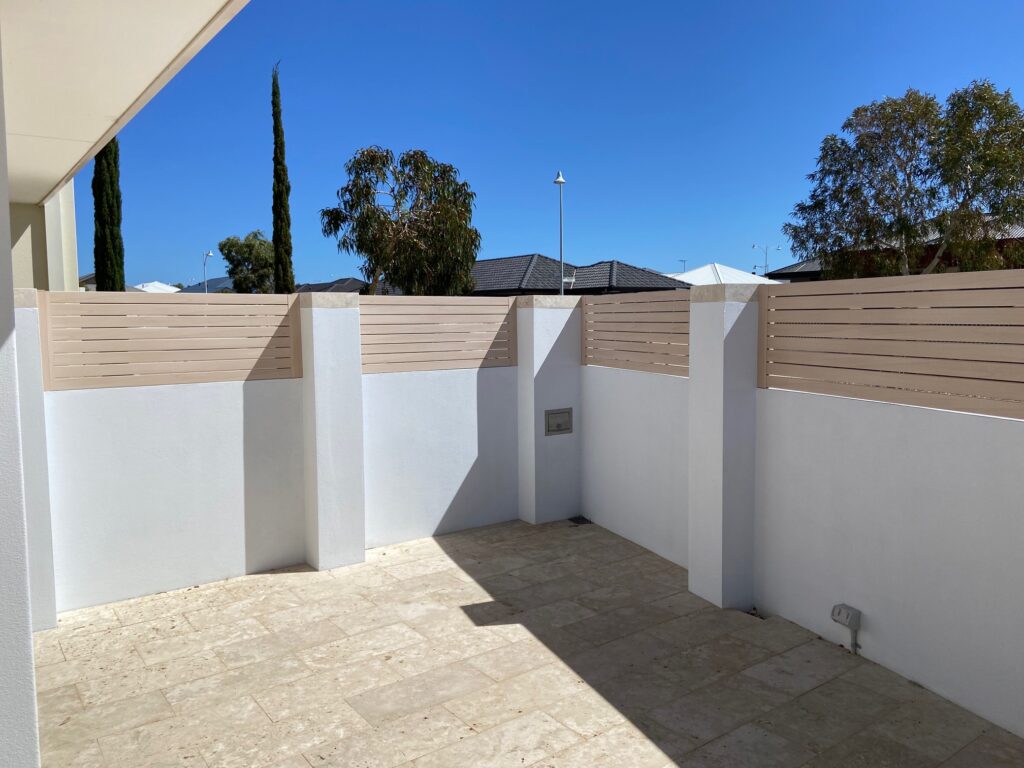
[1,0,248,204]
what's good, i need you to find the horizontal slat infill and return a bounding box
[39,291,302,390]
[757,272,1024,419]
[582,291,690,377]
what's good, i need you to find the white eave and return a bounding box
[1,0,249,205]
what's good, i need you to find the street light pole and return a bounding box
[554,171,566,296]
[203,250,213,293]
[752,244,781,276]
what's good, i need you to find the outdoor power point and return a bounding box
[831,603,861,655]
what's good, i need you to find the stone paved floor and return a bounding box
[34,520,1024,767]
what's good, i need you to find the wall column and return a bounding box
[517,296,582,524]
[687,284,760,609]
[299,293,365,569]
[0,47,43,766]
[14,290,56,630]
[43,180,78,291]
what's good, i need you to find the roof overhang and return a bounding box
[1,0,249,205]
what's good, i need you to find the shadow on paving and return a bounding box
[428,519,1004,767]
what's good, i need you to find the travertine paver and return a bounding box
[33,520,1024,767]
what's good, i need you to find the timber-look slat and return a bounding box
[359,296,517,373]
[757,270,1024,419]
[582,291,690,377]
[40,291,302,390]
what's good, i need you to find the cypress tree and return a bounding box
[271,64,296,293]
[92,138,125,291]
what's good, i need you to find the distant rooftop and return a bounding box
[665,262,778,286]
[471,254,687,295]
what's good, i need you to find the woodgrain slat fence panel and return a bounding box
[40,291,302,390]
[359,296,517,374]
[758,269,1024,419]
[582,290,689,376]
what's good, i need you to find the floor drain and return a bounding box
[568,515,593,526]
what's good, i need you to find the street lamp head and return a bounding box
[553,171,566,185]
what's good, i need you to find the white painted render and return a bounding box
[581,365,688,566]
[45,379,304,611]
[300,304,365,569]
[0,54,41,764]
[754,387,1024,737]
[363,367,518,548]
[517,305,582,524]
[14,306,56,630]
[687,297,759,609]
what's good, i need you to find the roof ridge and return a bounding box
[609,260,618,288]
[520,254,539,290]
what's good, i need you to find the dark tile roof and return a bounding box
[766,258,821,278]
[471,254,687,294]
[296,277,367,293]
[180,276,235,293]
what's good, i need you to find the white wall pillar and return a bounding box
[300,293,365,569]
[14,290,56,630]
[517,296,582,524]
[43,180,78,292]
[687,284,759,609]
[0,48,43,766]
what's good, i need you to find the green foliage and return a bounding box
[320,147,481,295]
[785,81,1024,278]
[219,231,274,293]
[92,138,126,291]
[271,64,295,293]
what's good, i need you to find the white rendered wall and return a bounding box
[363,367,518,547]
[46,379,304,610]
[14,303,56,630]
[0,49,41,763]
[581,365,688,566]
[300,300,365,569]
[517,302,582,524]
[755,388,1024,736]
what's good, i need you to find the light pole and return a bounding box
[752,244,781,276]
[203,250,213,293]
[553,171,566,295]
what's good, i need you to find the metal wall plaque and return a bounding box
[544,408,573,436]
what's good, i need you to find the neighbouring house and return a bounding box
[665,262,778,286]
[129,281,180,293]
[78,272,96,291]
[469,253,688,295]
[180,275,235,293]
[296,277,367,293]
[766,257,823,282]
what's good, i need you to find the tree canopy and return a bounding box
[785,81,1024,278]
[320,147,481,295]
[271,64,295,293]
[92,137,126,291]
[219,230,274,294]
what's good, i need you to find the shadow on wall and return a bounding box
[242,377,305,573]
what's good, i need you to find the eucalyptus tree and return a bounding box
[785,81,1024,277]
[320,147,480,295]
[219,230,274,293]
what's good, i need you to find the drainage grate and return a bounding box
[568,515,593,526]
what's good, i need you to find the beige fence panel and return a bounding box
[40,291,302,390]
[359,296,517,373]
[582,291,689,376]
[758,269,1024,419]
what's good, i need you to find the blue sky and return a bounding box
[74,0,1024,286]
